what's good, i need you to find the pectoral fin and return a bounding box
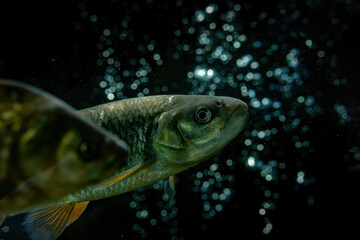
[165,175,176,197]
[93,159,155,190]
[169,175,176,194]
[24,202,75,240]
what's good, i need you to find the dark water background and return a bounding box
[1,0,360,239]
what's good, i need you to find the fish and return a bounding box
[0,79,129,219]
[22,94,248,240]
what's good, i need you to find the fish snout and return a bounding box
[223,97,249,132]
[223,97,248,114]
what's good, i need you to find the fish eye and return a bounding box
[194,107,212,124]
[78,141,100,162]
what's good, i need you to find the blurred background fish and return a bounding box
[0,80,129,219]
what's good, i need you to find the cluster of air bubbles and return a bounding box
[78,0,167,101]
[350,147,360,161]
[71,0,358,238]
[1,225,10,233]
[128,190,150,238]
[187,67,223,96]
[182,2,337,234]
[127,179,180,238]
[117,1,321,236]
[258,188,277,235]
[192,162,234,220]
[95,26,158,100]
[343,145,360,173]
[286,48,301,68]
[334,103,351,124]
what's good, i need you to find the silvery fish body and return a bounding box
[71,95,248,202]
[0,80,129,216]
[21,94,248,240]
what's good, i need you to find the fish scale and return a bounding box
[74,96,173,201]
[85,96,170,163]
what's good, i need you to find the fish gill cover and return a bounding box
[0,0,359,239]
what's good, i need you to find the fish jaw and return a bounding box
[223,97,249,144]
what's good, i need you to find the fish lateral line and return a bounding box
[91,158,156,190]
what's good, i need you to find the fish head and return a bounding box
[151,95,248,167]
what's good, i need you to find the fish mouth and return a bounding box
[218,97,248,141]
[225,107,249,142]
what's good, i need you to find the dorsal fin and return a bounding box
[67,201,89,226]
[24,202,75,240]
